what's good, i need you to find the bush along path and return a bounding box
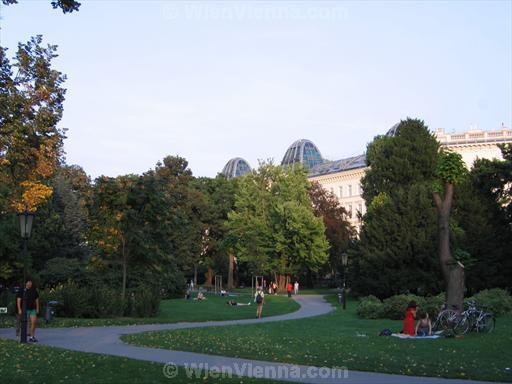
[0,295,503,384]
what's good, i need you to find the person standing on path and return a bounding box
[294,281,299,295]
[254,287,265,318]
[286,282,293,298]
[16,278,40,342]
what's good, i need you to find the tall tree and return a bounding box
[0,36,67,281]
[462,144,512,291]
[433,150,468,311]
[353,118,442,298]
[309,181,355,282]
[87,156,202,297]
[193,175,238,287]
[227,162,329,288]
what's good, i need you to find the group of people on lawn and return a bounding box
[403,300,432,336]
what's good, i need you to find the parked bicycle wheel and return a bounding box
[437,309,459,332]
[476,314,495,333]
[453,315,470,334]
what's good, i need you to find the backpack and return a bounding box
[379,328,393,336]
[256,292,263,304]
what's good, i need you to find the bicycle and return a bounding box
[433,301,495,335]
[452,301,495,334]
[432,304,459,333]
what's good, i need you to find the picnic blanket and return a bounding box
[391,333,441,339]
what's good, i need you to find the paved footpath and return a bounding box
[0,295,504,384]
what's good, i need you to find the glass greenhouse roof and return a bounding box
[308,154,367,177]
[281,139,324,169]
[221,157,251,179]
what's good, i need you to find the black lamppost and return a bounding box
[18,210,34,343]
[341,253,348,310]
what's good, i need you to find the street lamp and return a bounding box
[341,253,349,310]
[18,210,35,343]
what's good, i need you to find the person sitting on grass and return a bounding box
[415,312,432,336]
[226,300,251,306]
[403,301,417,336]
[195,291,207,301]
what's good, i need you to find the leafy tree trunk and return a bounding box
[434,183,464,310]
[227,252,234,289]
[193,264,198,287]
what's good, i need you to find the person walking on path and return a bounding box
[16,278,40,342]
[286,282,293,298]
[254,287,265,318]
[294,281,299,295]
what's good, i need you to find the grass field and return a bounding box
[0,293,299,328]
[0,338,279,384]
[123,295,512,382]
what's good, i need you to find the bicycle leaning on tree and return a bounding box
[432,300,495,335]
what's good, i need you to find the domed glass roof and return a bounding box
[386,122,400,137]
[281,139,323,169]
[221,157,251,179]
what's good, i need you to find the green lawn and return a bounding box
[123,295,512,382]
[0,338,279,384]
[0,293,299,328]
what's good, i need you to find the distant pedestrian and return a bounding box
[190,280,194,291]
[287,282,293,298]
[16,278,39,342]
[12,284,21,337]
[294,281,299,295]
[254,287,265,318]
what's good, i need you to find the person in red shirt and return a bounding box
[286,282,293,298]
[403,301,417,336]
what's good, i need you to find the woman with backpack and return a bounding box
[254,287,265,318]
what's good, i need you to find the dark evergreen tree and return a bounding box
[353,118,441,298]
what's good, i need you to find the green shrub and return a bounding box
[421,294,445,319]
[126,285,161,317]
[0,290,16,315]
[382,294,425,320]
[469,288,512,316]
[357,295,385,319]
[356,293,450,320]
[38,281,161,319]
[88,285,125,318]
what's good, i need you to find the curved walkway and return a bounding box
[0,296,501,384]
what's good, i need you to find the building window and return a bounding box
[348,185,352,197]
[330,187,334,195]
[338,186,343,198]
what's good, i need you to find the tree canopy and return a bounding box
[353,118,442,298]
[226,162,329,282]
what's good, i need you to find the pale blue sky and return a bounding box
[1,0,511,178]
